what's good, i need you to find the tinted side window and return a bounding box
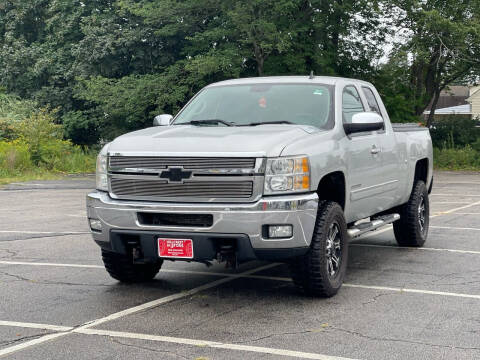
[342,86,364,123]
[362,87,382,116]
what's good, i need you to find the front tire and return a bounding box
[393,180,429,247]
[289,201,349,297]
[102,250,162,283]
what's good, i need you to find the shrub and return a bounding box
[0,140,32,176]
[430,116,480,149]
[62,110,100,146]
[433,146,480,170]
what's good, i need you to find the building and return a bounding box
[467,86,480,119]
[424,85,479,121]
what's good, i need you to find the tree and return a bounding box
[388,0,480,126]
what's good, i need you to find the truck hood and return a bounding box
[107,125,319,158]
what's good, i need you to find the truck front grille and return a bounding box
[110,178,254,199]
[108,156,263,202]
[109,156,256,170]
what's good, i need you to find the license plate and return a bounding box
[158,238,193,259]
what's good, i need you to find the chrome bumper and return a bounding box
[86,191,318,250]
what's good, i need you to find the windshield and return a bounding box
[173,83,334,128]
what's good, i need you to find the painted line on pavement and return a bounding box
[0,263,279,357]
[343,284,480,300]
[447,212,480,215]
[431,193,480,197]
[1,260,480,300]
[434,181,480,185]
[434,200,480,215]
[0,231,89,235]
[351,243,480,255]
[0,261,103,269]
[76,328,356,360]
[430,225,480,231]
[432,202,471,204]
[0,321,73,332]
[0,332,69,357]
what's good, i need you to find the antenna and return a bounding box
[309,71,314,79]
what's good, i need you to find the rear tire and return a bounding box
[393,180,429,247]
[102,250,162,282]
[289,201,348,297]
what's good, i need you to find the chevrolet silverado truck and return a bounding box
[87,76,433,297]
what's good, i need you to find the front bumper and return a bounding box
[86,191,318,260]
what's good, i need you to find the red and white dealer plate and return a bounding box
[158,238,194,259]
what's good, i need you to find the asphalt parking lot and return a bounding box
[1,171,480,360]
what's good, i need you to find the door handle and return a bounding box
[371,145,381,154]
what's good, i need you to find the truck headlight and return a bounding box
[95,146,109,192]
[264,156,310,195]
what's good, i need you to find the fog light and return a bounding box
[268,225,293,239]
[89,219,102,232]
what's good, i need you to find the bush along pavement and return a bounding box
[0,104,95,182]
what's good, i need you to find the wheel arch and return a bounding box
[316,171,346,210]
[414,158,429,184]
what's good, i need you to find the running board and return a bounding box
[347,214,400,238]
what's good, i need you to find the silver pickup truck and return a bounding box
[87,76,433,297]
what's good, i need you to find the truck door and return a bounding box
[361,86,401,210]
[342,85,384,220]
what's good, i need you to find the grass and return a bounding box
[433,146,480,171]
[0,171,64,186]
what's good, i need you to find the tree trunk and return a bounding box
[253,41,264,76]
[426,88,441,128]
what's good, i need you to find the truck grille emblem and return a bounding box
[159,167,192,183]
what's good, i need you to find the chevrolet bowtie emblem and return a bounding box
[159,167,192,183]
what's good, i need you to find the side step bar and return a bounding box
[347,214,400,239]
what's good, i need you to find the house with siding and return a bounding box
[424,85,480,121]
[467,86,480,120]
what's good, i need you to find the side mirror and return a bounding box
[344,112,384,135]
[153,114,173,126]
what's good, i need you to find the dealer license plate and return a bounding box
[158,238,193,259]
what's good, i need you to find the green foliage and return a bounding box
[0,140,32,174]
[62,110,99,146]
[384,0,480,125]
[0,0,479,150]
[0,106,95,180]
[433,146,480,171]
[0,92,38,140]
[430,116,480,149]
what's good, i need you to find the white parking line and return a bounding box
[2,260,480,300]
[435,181,480,185]
[435,200,480,215]
[0,261,103,268]
[0,263,279,357]
[431,193,480,197]
[0,332,69,357]
[0,231,88,235]
[0,321,73,332]
[431,201,471,204]
[430,225,480,231]
[76,328,356,360]
[351,243,480,255]
[343,284,480,300]
[449,212,480,215]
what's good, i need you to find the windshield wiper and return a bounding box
[242,120,294,126]
[182,119,235,127]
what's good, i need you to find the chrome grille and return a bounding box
[110,178,253,199]
[109,156,256,170]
